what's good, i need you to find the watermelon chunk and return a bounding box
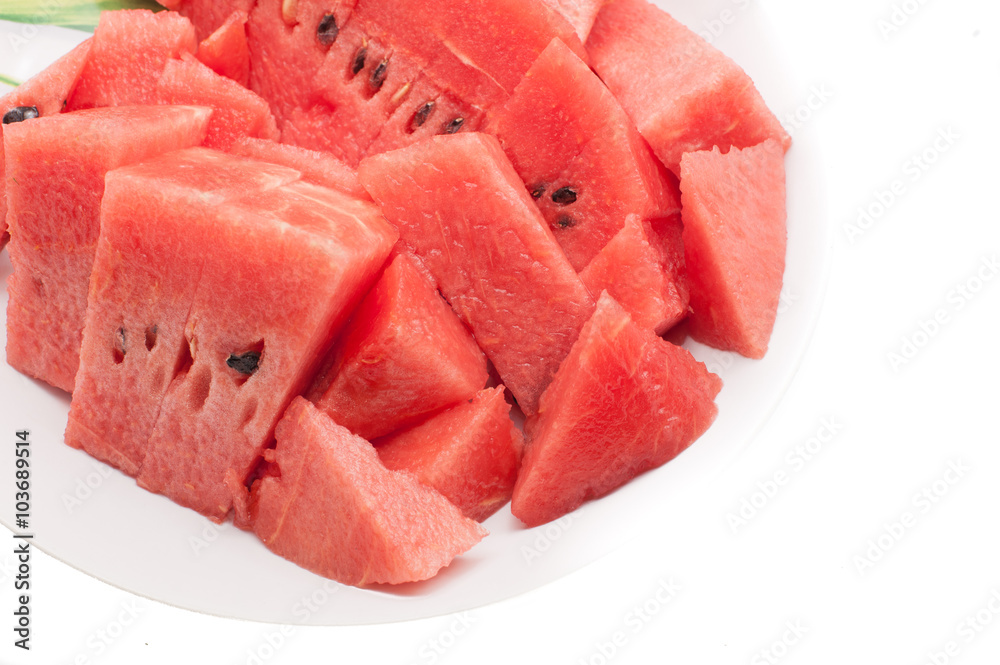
[155,53,279,150]
[680,140,787,359]
[490,37,679,271]
[0,38,92,242]
[4,105,212,392]
[540,0,608,41]
[376,386,523,522]
[579,214,688,334]
[228,137,368,199]
[196,10,250,87]
[157,0,255,41]
[66,148,397,520]
[311,252,489,440]
[358,132,596,416]
[67,9,197,110]
[250,397,487,586]
[511,292,722,527]
[586,0,790,173]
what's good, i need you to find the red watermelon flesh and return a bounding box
[680,140,787,359]
[489,37,679,271]
[155,53,279,150]
[4,105,212,392]
[67,9,197,110]
[157,0,255,41]
[586,0,790,174]
[511,292,722,527]
[196,10,250,87]
[229,136,368,199]
[66,149,303,475]
[0,38,92,242]
[540,0,608,41]
[250,397,486,586]
[579,214,688,335]
[358,132,596,416]
[313,252,489,440]
[376,386,524,522]
[67,148,397,520]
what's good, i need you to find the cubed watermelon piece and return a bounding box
[579,214,688,334]
[4,105,212,392]
[229,137,368,199]
[358,133,596,416]
[586,0,790,173]
[311,252,489,440]
[540,0,608,41]
[157,0,255,41]
[376,386,523,522]
[0,38,92,242]
[490,38,679,271]
[196,10,250,87]
[511,292,722,527]
[66,148,397,520]
[250,397,487,586]
[155,53,279,150]
[680,140,787,359]
[67,9,197,110]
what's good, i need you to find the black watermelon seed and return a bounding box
[369,59,389,90]
[556,215,575,229]
[411,101,435,130]
[227,351,261,376]
[443,117,464,134]
[2,106,39,125]
[551,186,577,205]
[530,184,546,199]
[351,47,367,76]
[317,13,339,46]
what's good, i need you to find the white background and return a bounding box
[2,0,1000,663]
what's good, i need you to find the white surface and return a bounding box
[1,0,999,662]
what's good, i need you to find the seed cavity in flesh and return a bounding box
[530,184,546,199]
[317,13,339,45]
[227,351,261,376]
[351,47,367,76]
[369,59,389,90]
[556,215,575,229]
[410,101,435,131]
[112,327,127,364]
[442,117,464,134]
[551,187,577,205]
[3,106,39,125]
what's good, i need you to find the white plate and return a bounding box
[0,1,832,626]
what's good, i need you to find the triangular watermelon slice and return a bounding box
[195,9,250,87]
[680,140,787,359]
[512,292,722,527]
[489,37,680,271]
[586,0,790,174]
[0,38,92,242]
[311,252,489,440]
[376,386,524,522]
[250,397,487,586]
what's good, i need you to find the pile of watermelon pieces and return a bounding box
[1,0,789,586]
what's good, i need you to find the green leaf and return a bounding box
[0,0,164,32]
[0,73,21,87]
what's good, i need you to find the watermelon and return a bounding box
[311,252,489,440]
[586,0,790,173]
[511,292,722,527]
[155,53,279,149]
[228,136,368,199]
[250,396,487,586]
[67,9,197,110]
[65,148,397,520]
[358,132,596,416]
[4,105,212,392]
[680,140,787,359]
[579,214,688,334]
[196,10,251,87]
[0,39,92,243]
[489,37,679,271]
[540,0,608,41]
[376,386,523,522]
[157,0,254,41]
